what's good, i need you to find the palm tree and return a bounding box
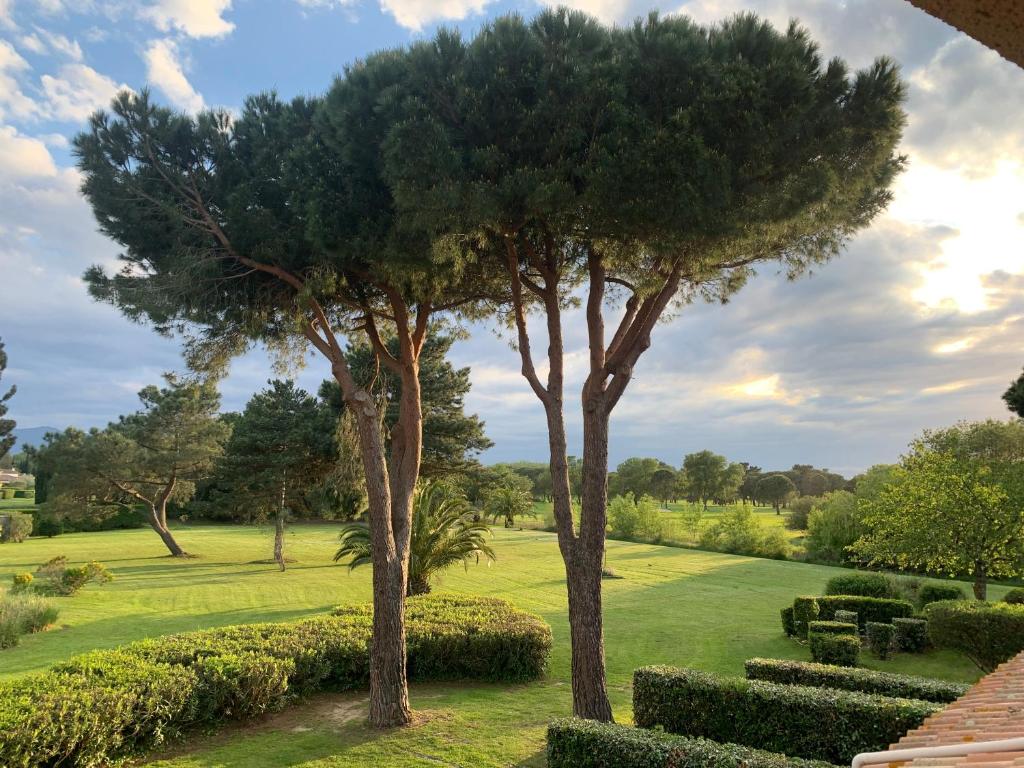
[485,485,536,528]
[334,480,495,595]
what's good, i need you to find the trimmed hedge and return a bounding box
[814,595,914,629]
[781,606,796,637]
[744,658,969,703]
[633,666,940,764]
[894,618,928,653]
[547,719,840,768]
[807,621,857,636]
[793,596,820,637]
[835,609,859,626]
[809,633,859,666]
[1002,588,1024,606]
[919,584,966,606]
[865,622,896,660]
[0,594,551,767]
[824,573,893,598]
[925,600,1024,672]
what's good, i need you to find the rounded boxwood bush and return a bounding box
[866,622,896,660]
[1002,588,1024,606]
[793,597,819,638]
[893,618,928,653]
[825,573,893,598]
[925,600,1024,672]
[809,632,860,667]
[815,595,914,629]
[835,609,859,627]
[919,583,966,606]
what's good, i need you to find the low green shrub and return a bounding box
[10,573,32,592]
[0,513,32,543]
[793,596,819,638]
[33,517,62,538]
[0,489,15,500]
[865,622,896,660]
[919,584,966,606]
[834,609,859,626]
[893,618,928,653]
[34,557,113,596]
[1001,588,1024,605]
[781,607,796,637]
[815,595,914,629]
[809,632,860,667]
[744,658,969,703]
[12,490,34,499]
[824,573,893,598]
[633,666,940,764]
[0,594,551,766]
[807,621,857,636]
[0,593,60,649]
[925,600,1024,672]
[547,718,839,768]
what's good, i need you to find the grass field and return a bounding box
[0,523,999,767]
[0,497,35,512]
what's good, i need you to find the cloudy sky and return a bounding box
[0,0,1021,476]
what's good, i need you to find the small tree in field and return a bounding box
[853,421,1024,599]
[486,484,536,529]
[757,474,797,513]
[0,338,16,460]
[383,10,905,718]
[680,451,743,510]
[43,376,228,556]
[213,380,337,570]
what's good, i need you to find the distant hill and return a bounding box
[10,427,59,450]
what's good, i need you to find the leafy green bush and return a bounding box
[805,491,862,563]
[33,517,62,538]
[633,666,940,764]
[925,600,1024,672]
[814,595,914,629]
[793,596,819,638]
[34,557,113,596]
[547,718,837,768]
[809,632,860,666]
[834,609,859,626]
[10,573,31,593]
[1003,588,1024,605]
[824,573,893,598]
[784,496,819,531]
[0,513,32,543]
[700,506,790,560]
[885,575,923,605]
[780,607,796,637]
[744,658,969,703]
[866,622,896,659]
[608,494,664,542]
[0,593,59,649]
[807,620,857,636]
[919,584,966,606]
[0,594,552,766]
[893,618,928,653]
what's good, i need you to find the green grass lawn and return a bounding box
[0,523,998,767]
[0,497,36,512]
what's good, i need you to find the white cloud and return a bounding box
[41,63,125,122]
[0,39,40,120]
[0,126,57,178]
[143,38,204,113]
[378,0,492,31]
[19,33,47,54]
[36,28,84,60]
[537,0,633,24]
[140,0,234,39]
[0,0,14,29]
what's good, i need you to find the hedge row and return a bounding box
[0,594,551,767]
[547,719,841,768]
[809,633,859,667]
[814,595,914,628]
[633,666,940,764]
[925,600,1024,672]
[744,658,969,703]
[824,573,893,599]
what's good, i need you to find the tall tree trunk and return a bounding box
[274,476,287,571]
[973,560,987,600]
[148,500,187,557]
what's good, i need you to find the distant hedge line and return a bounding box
[744,658,969,703]
[633,666,940,764]
[0,594,551,768]
[547,719,842,768]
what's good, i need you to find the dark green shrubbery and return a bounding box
[781,607,796,637]
[824,573,893,598]
[807,621,857,636]
[32,517,62,538]
[865,622,896,660]
[925,600,1024,672]
[815,595,914,629]
[744,658,969,703]
[919,584,966,606]
[1002,588,1024,605]
[793,596,820,638]
[0,594,552,767]
[809,632,860,667]
[547,719,839,768]
[633,666,939,764]
[834,609,859,626]
[893,618,928,653]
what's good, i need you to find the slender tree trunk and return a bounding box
[148,500,187,557]
[973,560,987,600]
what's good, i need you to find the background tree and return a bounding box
[756,473,797,513]
[485,484,536,529]
[0,338,16,461]
[680,451,743,510]
[42,376,228,556]
[384,9,905,719]
[1003,368,1024,418]
[335,480,494,596]
[805,490,862,562]
[854,420,1024,599]
[609,457,670,500]
[738,464,763,505]
[210,380,337,570]
[649,468,678,508]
